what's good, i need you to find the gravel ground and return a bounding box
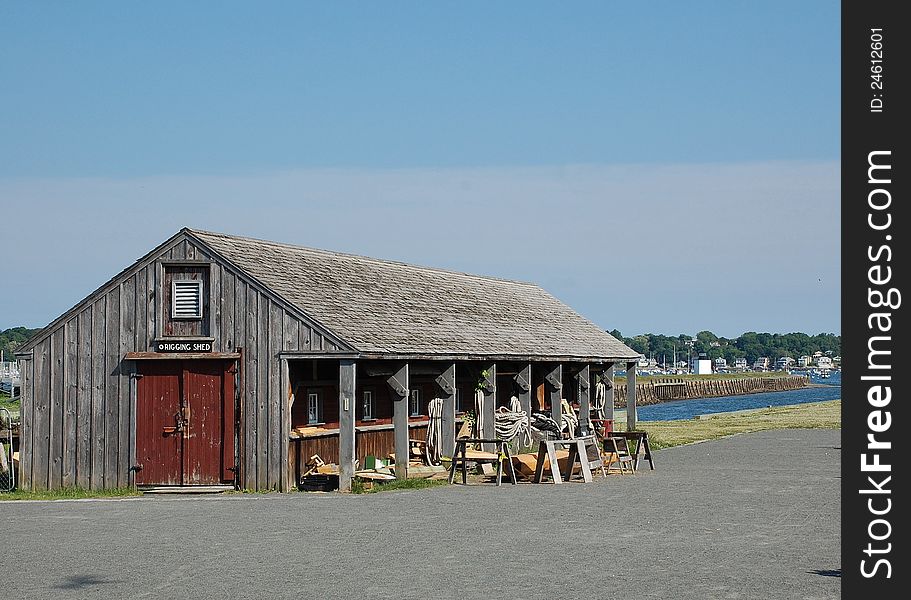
[2,428,840,600]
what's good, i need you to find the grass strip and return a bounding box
[351,477,449,494]
[619,399,840,450]
[0,486,141,501]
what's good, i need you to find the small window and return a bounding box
[409,388,421,417]
[307,392,321,424]
[362,390,374,420]
[172,280,203,319]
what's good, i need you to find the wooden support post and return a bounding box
[546,364,563,430]
[515,363,532,423]
[481,363,496,451]
[338,359,357,492]
[576,365,590,436]
[626,361,637,431]
[387,363,410,478]
[604,363,615,423]
[436,363,457,458]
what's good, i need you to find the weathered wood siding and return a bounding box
[17,233,342,492]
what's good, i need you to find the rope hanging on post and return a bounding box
[593,381,606,422]
[426,397,443,465]
[560,398,579,438]
[473,388,485,439]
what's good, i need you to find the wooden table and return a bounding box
[448,438,517,486]
[532,436,603,484]
[606,430,655,470]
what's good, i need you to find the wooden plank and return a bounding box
[388,363,409,478]
[210,262,222,349]
[222,269,235,352]
[48,329,64,490]
[90,299,106,490]
[338,359,357,491]
[31,339,50,490]
[256,294,269,490]
[62,318,78,488]
[481,363,496,452]
[438,363,456,459]
[128,370,138,487]
[147,263,157,345]
[626,361,637,431]
[279,357,291,491]
[280,313,296,491]
[135,266,148,352]
[18,357,33,490]
[104,286,121,488]
[239,279,254,490]
[298,321,309,351]
[118,279,136,487]
[267,301,283,490]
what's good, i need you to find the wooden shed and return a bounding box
[15,228,640,492]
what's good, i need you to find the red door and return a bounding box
[136,360,236,486]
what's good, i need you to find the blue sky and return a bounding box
[0,2,839,338]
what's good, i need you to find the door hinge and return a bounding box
[129,464,143,472]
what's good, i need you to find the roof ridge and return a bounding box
[187,228,539,287]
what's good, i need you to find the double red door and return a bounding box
[136,360,235,486]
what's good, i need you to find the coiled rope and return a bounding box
[494,396,531,448]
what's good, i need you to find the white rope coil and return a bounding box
[494,396,531,448]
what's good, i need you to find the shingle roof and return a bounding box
[189,229,639,361]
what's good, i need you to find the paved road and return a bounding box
[2,429,840,599]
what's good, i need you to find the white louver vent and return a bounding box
[172,280,203,319]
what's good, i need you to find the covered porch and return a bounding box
[283,355,640,491]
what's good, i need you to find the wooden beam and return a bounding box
[338,359,357,492]
[515,363,532,422]
[546,363,563,428]
[481,363,497,451]
[436,363,456,459]
[576,365,590,436]
[626,361,637,431]
[387,363,410,478]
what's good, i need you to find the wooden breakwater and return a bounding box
[612,375,810,408]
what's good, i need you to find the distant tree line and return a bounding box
[0,327,41,361]
[609,329,841,365]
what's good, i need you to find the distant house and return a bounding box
[732,358,749,371]
[714,357,728,370]
[815,356,833,368]
[798,355,812,367]
[752,357,771,371]
[775,357,795,370]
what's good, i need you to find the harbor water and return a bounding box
[635,371,841,422]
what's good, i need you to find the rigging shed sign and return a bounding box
[155,341,213,353]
